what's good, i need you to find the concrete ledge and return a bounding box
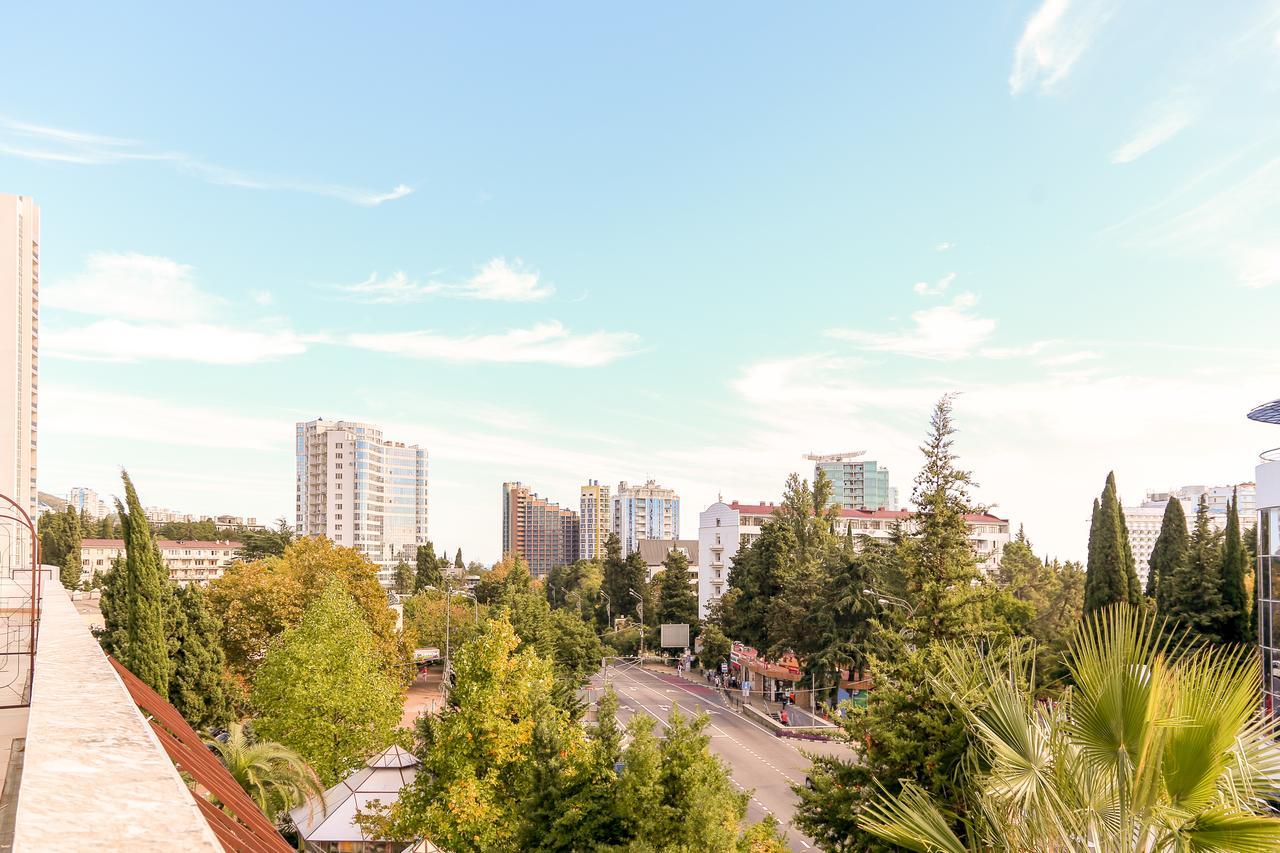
[11,577,222,851]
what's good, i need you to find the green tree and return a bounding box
[238,518,294,561]
[720,521,794,651]
[378,618,569,851]
[169,584,232,730]
[794,395,1009,852]
[61,507,83,589]
[392,560,415,596]
[1148,497,1189,614]
[698,624,732,670]
[208,537,407,682]
[655,547,699,630]
[251,579,402,786]
[206,722,324,821]
[415,542,442,591]
[112,471,171,695]
[402,588,487,653]
[1168,495,1225,644]
[454,547,464,572]
[1083,472,1140,614]
[1218,489,1250,645]
[858,605,1280,852]
[600,533,645,626]
[998,529,1084,692]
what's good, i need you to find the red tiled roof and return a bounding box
[81,539,244,549]
[727,502,1006,524]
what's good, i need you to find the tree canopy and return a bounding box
[251,578,402,787]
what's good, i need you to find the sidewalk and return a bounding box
[657,665,834,730]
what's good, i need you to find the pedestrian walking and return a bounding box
[780,706,789,726]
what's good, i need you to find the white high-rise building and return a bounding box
[1124,482,1256,586]
[67,487,109,521]
[296,419,429,583]
[613,480,679,556]
[0,194,39,569]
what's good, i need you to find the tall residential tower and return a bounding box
[807,452,897,511]
[613,480,679,556]
[0,195,38,533]
[502,482,579,577]
[295,419,429,582]
[579,480,611,561]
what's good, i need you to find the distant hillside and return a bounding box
[38,491,67,513]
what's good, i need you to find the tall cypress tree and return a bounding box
[1168,495,1224,643]
[115,471,171,695]
[1148,497,1188,617]
[1218,489,1250,645]
[455,548,464,572]
[169,584,232,730]
[1083,472,1137,614]
[415,542,441,590]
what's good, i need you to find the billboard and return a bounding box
[659,623,690,650]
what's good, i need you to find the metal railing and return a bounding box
[1261,447,1280,463]
[0,493,41,709]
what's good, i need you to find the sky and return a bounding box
[7,1,1280,564]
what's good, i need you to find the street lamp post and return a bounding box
[566,590,582,618]
[862,587,918,618]
[628,588,644,659]
[599,590,611,627]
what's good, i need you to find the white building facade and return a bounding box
[613,480,679,556]
[79,539,243,587]
[67,487,108,521]
[1124,482,1256,587]
[296,419,429,580]
[0,194,39,569]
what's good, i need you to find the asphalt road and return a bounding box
[588,661,853,852]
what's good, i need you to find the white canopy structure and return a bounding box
[289,744,424,853]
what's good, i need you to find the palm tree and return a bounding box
[206,722,326,822]
[859,604,1280,852]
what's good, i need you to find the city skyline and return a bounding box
[9,2,1280,565]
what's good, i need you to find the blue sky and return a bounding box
[8,1,1280,563]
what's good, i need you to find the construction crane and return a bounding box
[803,451,866,464]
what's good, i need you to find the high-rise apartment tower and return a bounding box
[0,194,39,568]
[579,480,611,561]
[295,419,428,582]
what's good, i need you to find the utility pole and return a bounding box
[628,588,644,659]
[599,590,611,629]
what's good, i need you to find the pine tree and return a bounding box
[900,394,989,643]
[59,506,82,590]
[1217,490,1250,645]
[655,548,698,630]
[1149,497,1188,617]
[1083,472,1137,614]
[415,542,441,590]
[114,471,171,695]
[1168,495,1225,643]
[393,560,415,595]
[169,584,232,730]
[454,548,464,572]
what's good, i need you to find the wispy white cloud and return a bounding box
[935,241,956,252]
[44,252,314,363]
[1039,349,1102,366]
[347,321,640,367]
[1118,155,1280,287]
[1010,0,1109,95]
[44,252,223,321]
[249,290,275,307]
[826,293,996,360]
[913,271,956,296]
[1111,100,1198,164]
[336,258,554,303]
[0,117,412,206]
[44,319,315,364]
[980,340,1055,359]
